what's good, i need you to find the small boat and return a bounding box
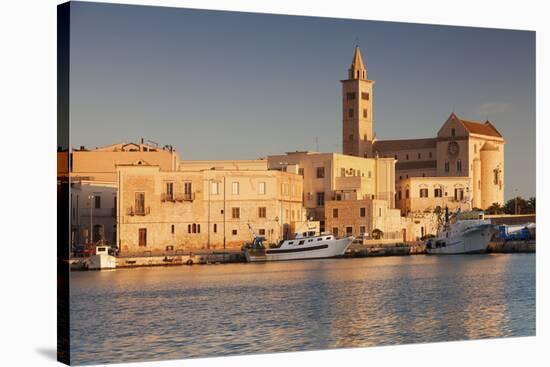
[86,245,117,270]
[243,226,353,262]
[425,208,495,255]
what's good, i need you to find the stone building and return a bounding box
[342,46,505,213]
[267,151,403,240]
[69,140,180,246]
[117,160,307,254]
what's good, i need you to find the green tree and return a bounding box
[485,202,504,214]
[527,197,536,214]
[504,197,528,215]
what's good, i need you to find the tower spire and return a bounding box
[348,46,366,80]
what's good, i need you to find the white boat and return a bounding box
[244,229,353,262]
[86,245,117,270]
[425,210,495,255]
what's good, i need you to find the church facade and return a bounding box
[342,46,505,213]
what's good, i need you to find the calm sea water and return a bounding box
[70,254,535,365]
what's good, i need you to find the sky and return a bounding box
[68,2,536,200]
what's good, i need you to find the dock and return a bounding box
[69,239,535,270]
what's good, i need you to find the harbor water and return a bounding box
[70,254,535,365]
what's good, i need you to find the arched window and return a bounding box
[451,128,456,137]
[457,159,462,172]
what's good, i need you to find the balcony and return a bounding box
[126,206,150,216]
[161,193,176,202]
[176,192,195,202]
[161,192,195,202]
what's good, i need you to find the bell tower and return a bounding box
[341,46,374,157]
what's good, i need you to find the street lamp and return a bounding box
[88,194,94,244]
[515,188,519,215]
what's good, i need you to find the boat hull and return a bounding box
[245,237,352,262]
[426,224,493,255]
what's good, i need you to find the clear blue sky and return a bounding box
[69,2,536,200]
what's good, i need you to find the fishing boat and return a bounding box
[425,208,495,255]
[243,225,353,262]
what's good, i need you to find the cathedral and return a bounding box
[342,46,505,212]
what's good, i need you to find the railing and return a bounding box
[126,206,150,216]
[161,193,175,202]
[161,192,195,202]
[175,192,195,201]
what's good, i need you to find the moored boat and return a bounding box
[425,209,495,255]
[244,227,353,262]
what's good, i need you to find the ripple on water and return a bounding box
[70,254,535,365]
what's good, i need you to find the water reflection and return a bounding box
[70,254,535,365]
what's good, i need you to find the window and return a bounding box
[398,190,402,200]
[406,154,409,160]
[93,224,104,241]
[138,228,147,247]
[363,108,368,118]
[445,160,450,172]
[184,182,192,195]
[434,188,442,197]
[361,92,369,100]
[429,152,433,158]
[232,182,239,195]
[406,189,410,199]
[457,160,462,172]
[360,207,366,217]
[316,192,325,207]
[348,108,354,118]
[258,181,266,195]
[420,188,429,198]
[192,223,197,233]
[166,182,174,200]
[211,181,219,195]
[316,167,325,178]
[494,169,499,185]
[451,128,456,137]
[346,92,356,100]
[258,207,267,218]
[135,192,145,214]
[188,224,191,233]
[332,208,338,218]
[259,229,266,235]
[232,229,238,236]
[360,226,366,235]
[94,195,101,209]
[213,223,217,233]
[454,188,464,201]
[332,227,339,237]
[379,208,382,217]
[298,168,304,176]
[232,207,240,219]
[349,134,354,141]
[418,153,421,159]
[346,227,353,236]
[197,224,200,233]
[171,224,175,234]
